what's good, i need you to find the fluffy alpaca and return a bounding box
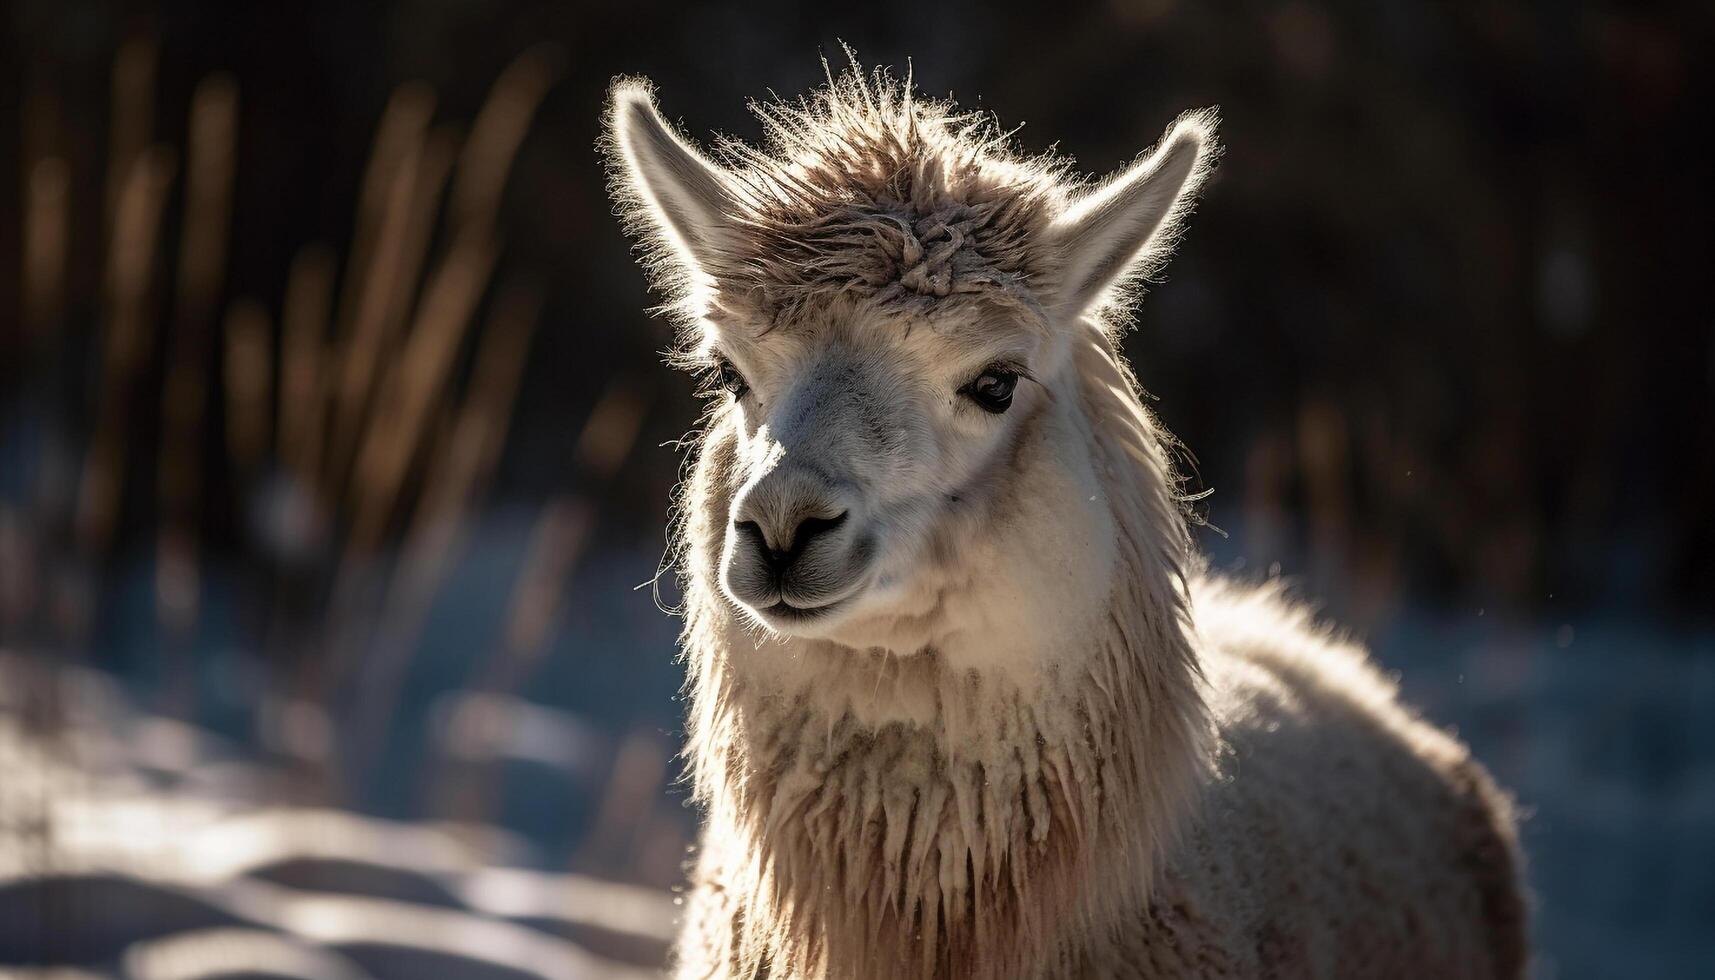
[603,62,1526,980]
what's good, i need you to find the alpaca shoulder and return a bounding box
[1134,574,1529,979]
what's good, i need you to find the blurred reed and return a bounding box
[77,145,177,558]
[156,73,238,654]
[3,42,690,956]
[345,280,544,768]
[1,37,668,813]
[104,38,158,237]
[277,246,336,492]
[223,301,274,476]
[21,158,68,346]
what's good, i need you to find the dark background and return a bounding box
[3,2,1713,978]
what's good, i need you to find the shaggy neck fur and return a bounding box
[676,332,1210,979]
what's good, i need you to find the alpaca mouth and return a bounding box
[724,533,878,633]
[757,596,848,623]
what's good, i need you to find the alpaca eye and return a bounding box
[962,368,1018,414]
[712,357,749,398]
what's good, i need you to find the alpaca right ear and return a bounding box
[605,79,737,279]
[1047,109,1219,318]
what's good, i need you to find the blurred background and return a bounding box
[1,1,1710,977]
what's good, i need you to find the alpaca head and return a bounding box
[606,66,1215,683]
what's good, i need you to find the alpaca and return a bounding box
[603,63,1526,980]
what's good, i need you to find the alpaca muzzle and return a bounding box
[722,464,872,628]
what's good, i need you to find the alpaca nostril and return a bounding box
[793,511,848,549]
[734,512,848,575]
[733,519,768,555]
[777,510,846,572]
[734,518,790,574]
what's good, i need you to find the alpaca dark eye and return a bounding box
[962,367,1019,414]
[713,357,748,398]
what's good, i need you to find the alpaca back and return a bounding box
[1098,577,1527,979]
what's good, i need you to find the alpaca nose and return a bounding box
[733,511,848,575]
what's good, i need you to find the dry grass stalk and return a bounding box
[394,280,542,610]
[450,44,562,236]
[423,282,539,516]
[16,95,73,574]
[174,75,239,323]
[332,83,436,342]
[299,65,534,713]
[487,496,592,693]
[398,372,644,715]
[105,37,158,232]
[333,45,557,541]
[383,125,461,344]
[324,124,460,502]
[155,76,239,634]
[347,282,542,753]
[24,41,569,824]
[224,300,274,474]
[574,379,649,481]
[278,246,336,487]
[76,146,177,555]
[324,114,437,495]
[345,232,497,553]
[427,496,590,824]
[22,158,70,342]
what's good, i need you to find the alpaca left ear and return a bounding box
[1049,109,1219,317]
[604,78,739,282]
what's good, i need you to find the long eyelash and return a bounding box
[692,355,730,397]
[693,350,750,400]
[963,360,1035,387]
[694,367,723,397]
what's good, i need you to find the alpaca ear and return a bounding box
[1049,109,1219,317]
[605,79,737,278]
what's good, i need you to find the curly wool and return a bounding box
[725,66,1069,320]
[609,63,1074,332]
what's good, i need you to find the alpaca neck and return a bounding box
[682,331,1208,978]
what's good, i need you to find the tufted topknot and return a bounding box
[634,61,1073,328]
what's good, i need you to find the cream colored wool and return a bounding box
[603,62,1526,980]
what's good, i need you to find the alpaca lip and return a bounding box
[728,539,877,631]
[724,559,873,633]
[757,597,844,622]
